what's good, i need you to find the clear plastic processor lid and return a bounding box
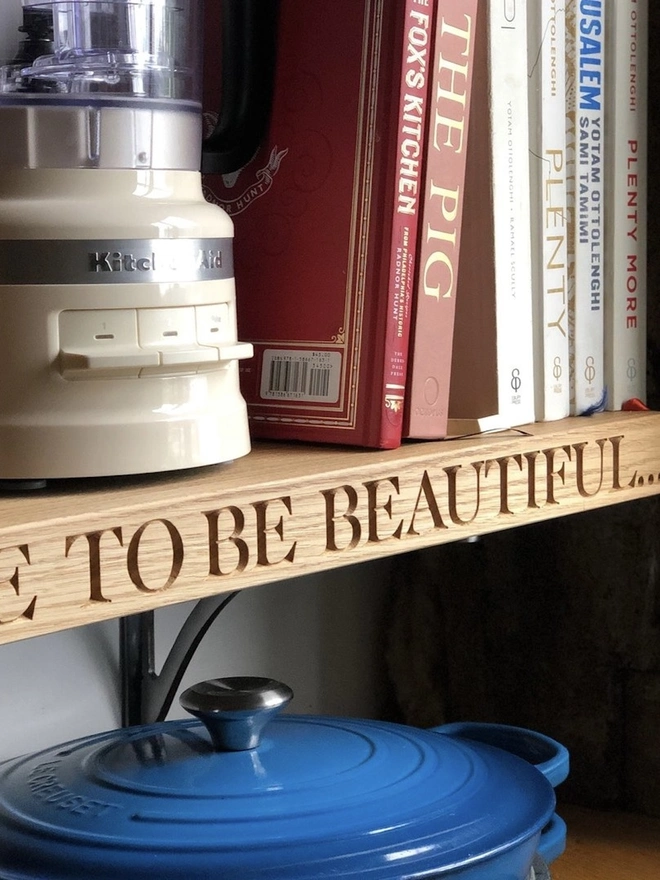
[0,0,202,107]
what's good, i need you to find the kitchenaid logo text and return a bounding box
[0,239,233,285]
[89,248,224,274]
[0,431,655,630]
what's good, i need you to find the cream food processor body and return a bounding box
[0,0,257,481]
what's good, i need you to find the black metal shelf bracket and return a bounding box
[119,591,239,727]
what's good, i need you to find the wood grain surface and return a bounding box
[0,411,658,644]
[554,805,660,879]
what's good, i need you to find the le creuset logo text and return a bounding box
[88,249,224,273]
[27,762,121,819]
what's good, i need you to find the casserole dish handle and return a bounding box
[432,721,569,864]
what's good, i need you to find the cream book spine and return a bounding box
[486,0,535,426]
[528,0,570,421]
[604,0,647,409]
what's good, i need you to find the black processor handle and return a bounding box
[202,0,280,175]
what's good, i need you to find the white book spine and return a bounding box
[604,0,647,409]
[487,0,535,426]
[566,0,606,414]
[528,0,570,421]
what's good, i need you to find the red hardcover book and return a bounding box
[202,0,435,448]
[403,0,479,439]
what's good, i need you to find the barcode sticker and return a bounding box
[260,349,342,402]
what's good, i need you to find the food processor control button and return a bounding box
[195,342,254,374]
[160,347,219,366]
[60,347,160,379]
[195,303,232,345]
[217,343,255,363]
[58,308,160,378]
[137,306,198,350]
[60,308,141,349]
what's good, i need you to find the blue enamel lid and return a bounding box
[0,678,558,879]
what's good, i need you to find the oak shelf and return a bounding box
[0,410,659,645]
[554,804,660,880]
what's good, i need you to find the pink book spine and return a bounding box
[404,0,479,439]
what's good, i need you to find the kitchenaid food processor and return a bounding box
[0,0,273,482]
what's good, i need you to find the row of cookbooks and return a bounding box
[202,0,648,450]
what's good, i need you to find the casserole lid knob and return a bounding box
[179,675,293,751]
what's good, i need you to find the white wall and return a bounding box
[0,558,394,760]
